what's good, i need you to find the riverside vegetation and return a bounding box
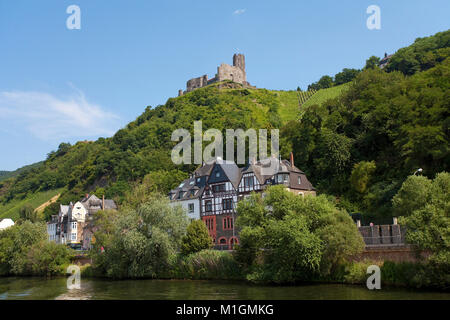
[1,179,448,290]
[0,30,448,289]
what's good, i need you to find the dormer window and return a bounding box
[197,178,201,183]
[215,172,220,178]
[298,176,302,184]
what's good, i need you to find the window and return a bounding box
[205,200,212,212]
[178,191,184,199]
[213,184,226,193]
[71,222,77,229]
[223,216,234,230]
[215,172,220,178]
[298,176,302,184]
[197,178,201,183]
[219,238,227,245]
[223,198,233,211]
[190,190,196,197]
[244,176,254,188]
[188,203,195,214]
[71,233,77,241]
[204,217,214,231]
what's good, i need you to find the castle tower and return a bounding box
[233,54,245,72]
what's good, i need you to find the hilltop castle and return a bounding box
[178,54,254,96]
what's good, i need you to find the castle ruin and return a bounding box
[178,54,253,96]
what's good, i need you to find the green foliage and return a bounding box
[364,56,381,70]
[91,194,189,279]
[1,83,284,210]
[392,175,433,217]
[387,30,450,75]
[0,221,72,276]
[172,250,242,280]
[308,75,334,90]
[235,186,364,283]
[350,161,376,194]
[283,54,449,219]
[19,204,38,222]
[334,68,360,85]
[26,241,74,276]
[396,172,449,257]
[181,220,212,256]
[43,201,60,221]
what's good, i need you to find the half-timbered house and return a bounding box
[200,158,241,250]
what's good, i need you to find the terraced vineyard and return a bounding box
[297,89,317,106]
[0,188,63,221]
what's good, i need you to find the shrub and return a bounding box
[181,220,212,256]
[26,241,74,276]
[173,250,243,280]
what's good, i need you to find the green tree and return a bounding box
[317,75,334,89]
[392,175,433,217]
[334,68,360,85]
[19,204,38,222]
[91,194,189,278]
[364,56,381,69]
[181,220,212,256]
[0,221,47,275]
[26,241,73,276]
[236,186,364,282]
[43,202,60,222]
[349,161,376,194]
[395,172,449,288]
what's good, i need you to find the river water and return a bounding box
[0,277,448,300]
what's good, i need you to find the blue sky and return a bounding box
[0,0,449,170]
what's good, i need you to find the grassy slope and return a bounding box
[276,83,350,123]
[302,83,350,109]
[0,188,63,221]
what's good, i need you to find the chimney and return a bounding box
[85,193,89,199]
[290,152,294,167]
[102,195,105,210]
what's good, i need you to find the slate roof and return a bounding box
[243,158,315,191]
[169,176,205,201]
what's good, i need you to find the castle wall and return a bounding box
[186,74,208,92]
[216,63,246,84]
[181,54,249,94]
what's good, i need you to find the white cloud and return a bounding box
[0,89,120,140]
[233,9,246,15]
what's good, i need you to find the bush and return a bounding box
[236,187,365,283]
[0,221,73,276]
[173,250,243,280]
[26,241,74,276]
[181,220,212,256]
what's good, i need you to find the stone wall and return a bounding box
[216,63,246,84]
[358,224,406,246]
[186,74,208,92]
[353,245,428,263]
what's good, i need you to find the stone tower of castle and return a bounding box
[233,54,245,72]
[179,53,252,96]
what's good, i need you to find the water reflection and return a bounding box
[0,277,448,300]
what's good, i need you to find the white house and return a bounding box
[0,218,14,231]
[168,163,214,221]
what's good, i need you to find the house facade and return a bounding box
[47,194,117,249]
[169,153,316,250]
